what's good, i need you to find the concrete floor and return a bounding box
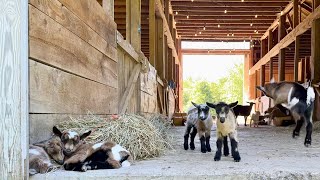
[31,125,320,180]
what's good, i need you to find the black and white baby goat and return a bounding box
[206,101,241,162]
[257,79,315,147]
[184,102,213,153]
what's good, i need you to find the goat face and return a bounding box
[191,102,210,121]
[53,126,91,156]
[206,101,238,123]
[34,136,64,165]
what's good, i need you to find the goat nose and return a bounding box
[220,118,225,123]
[57,160,64,165]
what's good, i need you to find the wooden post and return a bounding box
[261,39,267,57]
[260,65,265,97]
[126,0,131,42]
[156,17,165,79]
[0,0,28,178]
[268,29,273,51]
[294,36,300,82]
[129,0,141,52]
[293,0,299,27]
[301,58,306,82]
[311,9,320,83]
[149,0,156,66]
[102,0,114,19]
[269,59,274,80]
[244,54,250,101]
[255,70,258,98]
[278,15,286,81]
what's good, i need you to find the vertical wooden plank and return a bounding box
[301,58,306,82]
[0,0,28,178]
[130,0,141,51]
[261,39,267,57]
[294,36,300,82]
[311,19,320,84]
[269,59,274,80]
[278,15,286,81]
[268,29,273,51]
[244,54,250,101]
[126,0,131,41]
[103,0,114,19]
[293,0,299,28]
[149,0,156,66]
[156,17,165,79]
[255,70,258,98]
[260,65,265,87]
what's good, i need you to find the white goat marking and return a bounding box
[282,87,299,109]
[68,131,78,138]
[111,144,128,161]
[307,87,315,106]
[121,161,131,167]
[92,142,103,150]
[199,111,205,119]
[29,149,41,155]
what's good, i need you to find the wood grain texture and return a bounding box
[29,0,117,60]
[29,5,118,88]
[0,0,28,178]
[58,0,116,47]
[29,60,118,114]
[140,64,157,113]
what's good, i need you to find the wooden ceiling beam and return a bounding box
[172,7,282,12]
[174,15,276,20]
[171,2,289,7]
[182,49,251,55]
[174,19,274,23]
[172,11,278,16]
[171,0,291,2]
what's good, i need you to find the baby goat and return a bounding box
[184,102,213,153]
[233,102,255,126]
[53,126,132,172]
[29,136,64,175]
[257,79,315,147]
[206,101,241,162]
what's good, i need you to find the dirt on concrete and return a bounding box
[31,125,320,180]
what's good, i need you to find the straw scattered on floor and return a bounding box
[57,113,173,160]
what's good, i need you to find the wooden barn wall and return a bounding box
[140,65,158,117]
[28,0,118,143]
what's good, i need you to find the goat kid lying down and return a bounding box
[257,79,315,147]
[184,102,213,153]
[29,136,64,175]
[207,101,241,162]
[53,126,132,172]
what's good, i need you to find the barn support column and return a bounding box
[268,30,274,81]
[156,17,165,79]
[0,0,29,178]
[294,0,300,82]
[311,0,320,121]
[260,65,266,97]
[278,15,286,81]
[102,0,114,19]
[149,0,156,66]
[244,54,250,102]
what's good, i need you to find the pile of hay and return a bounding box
[56,113,173,160]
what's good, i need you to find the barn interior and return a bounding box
[1,0,320,179]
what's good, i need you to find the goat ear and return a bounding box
[191,101,199,108]
[53,126,62,137]
[29,169,38,175]
[228,101,238,108]
[256,86,266,93]
[270,77,275,83]
[80,130,91,140]
[206,102,216,109]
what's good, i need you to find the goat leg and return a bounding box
[223,136,229,156]
[244,116,248,126]
[183,125,192,150]
[214,138,223,161]
[190,128,197,150]
[304,104,314,147]
[205,135,211,152]
[200,135,206,153]
[292,119,303,138]
[230,138,241,162]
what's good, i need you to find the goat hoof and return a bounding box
[201,149,207,153]
[292,131,299,138]
[190,143,195,150]
[224,152,229,156]
[304,139,311,147]
[214,156,221,161]
[81,166,88,172]
[233,152,241,162]
[206,146,211,152]
[184,143,189,150]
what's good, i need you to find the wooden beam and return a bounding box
[260,65,266,96]
[156,17,165,79]
[261,1,294,40]
[268,29,274,51]
[119,64,141,114]
[149,0,156,66]
[293,0,299,27]
[294,36,301,82]
[261,39,267,57]
[117,31,139,62]
[155,0,179,60]
[311,0,320,84]
[269,59,274,80]
[102,0,114,19]
[182,49,251,55]
[249,5,320,75]
[129,0,141,51]
[171,1,289,7]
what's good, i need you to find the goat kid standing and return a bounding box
[206,101,241,162]
[184,102,213,153]
[257,79,315,147]
[233,102,255,126]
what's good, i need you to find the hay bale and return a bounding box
[56,114,173,160]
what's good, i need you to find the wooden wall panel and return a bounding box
[0,0,28,178]
[140,64,157,114]
[29,0,117,60]
[30,60,118,114]
[29,5,118,88]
